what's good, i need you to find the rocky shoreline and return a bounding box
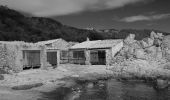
[0,64,169,100]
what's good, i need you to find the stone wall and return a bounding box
[6,44,20,72]
[85,50,91,65]
[0,41,47,72]
[106,49,112,65]
[0,43,20,72]
[111,41,123,57]
[40,46,47,69]
[0,44,8,69]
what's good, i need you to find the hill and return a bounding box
[0,6,104,42]
[0,6,169,42]
[99,29,170,40]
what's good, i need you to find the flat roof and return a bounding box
[71,39,123,49]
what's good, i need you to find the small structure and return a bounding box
[36,39,72,67]
[0,38,76,72]
[0,41,47,72]
[70,39,123,65]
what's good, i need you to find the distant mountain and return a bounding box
[0,6,104,42]
[0,6,169,42]
[99,29,170,40]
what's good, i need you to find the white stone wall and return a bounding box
[85,50,91,65]
[0,42,47,72]
[106,49,112,65]
[0,43,20,72]
[0,44,8,69]
[111,41,124,57]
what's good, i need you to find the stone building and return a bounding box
[0,38,76,72]
[69,39,123,65]
[36,39,72,67]
[0,41,47,72]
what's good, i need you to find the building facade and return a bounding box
[36,38,73,67]
[69,39,123,65]
[0,41,47,72]
[0,38,124,72]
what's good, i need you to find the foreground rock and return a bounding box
[110,59,170,80]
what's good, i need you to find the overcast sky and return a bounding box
[1,0,170,32]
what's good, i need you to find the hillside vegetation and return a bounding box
[0,6,169,42]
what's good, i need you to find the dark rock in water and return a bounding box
[154,79,169,90]
[12,83,43,90]
[0,74,4,80]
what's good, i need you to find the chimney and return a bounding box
[86,37,90,41]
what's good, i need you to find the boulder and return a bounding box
[134,49,146,59]
[150,31,158,39]
[150,31,163,47]
[131,41,142,49]
[141,40,148,48]
[121,45,133,59]
[147,38,154,47]
[145,46,157,55]
[124,34,136,44]
[153,39,162,47]
[141,38,154,48]
[157,33,164,39]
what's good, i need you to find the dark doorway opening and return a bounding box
[47,52,57,66]
[90,50,106,65]
[23,50,41,70]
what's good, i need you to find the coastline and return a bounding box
[0,62,170,100]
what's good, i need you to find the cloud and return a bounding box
[0,0,152,17]
[119,13,170,22]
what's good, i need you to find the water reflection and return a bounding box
[106,79,170,100]
[39,79,170,100]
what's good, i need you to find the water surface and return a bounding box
[39,79,170,100]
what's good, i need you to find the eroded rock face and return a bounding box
[150,31,164,40]
[123,34,144,60]
[124,34,136,45]
[134,49,146,59]
[145,46,157,55]
[113,31,166,64]
[162,35,170,61]
[141,38,154,48]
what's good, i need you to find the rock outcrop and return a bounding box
[162,35,170,61]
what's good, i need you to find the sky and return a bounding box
[1,0,170,32]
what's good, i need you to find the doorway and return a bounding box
[90,50,106,65]
[47,52,57,66]
[23,50,41,70]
